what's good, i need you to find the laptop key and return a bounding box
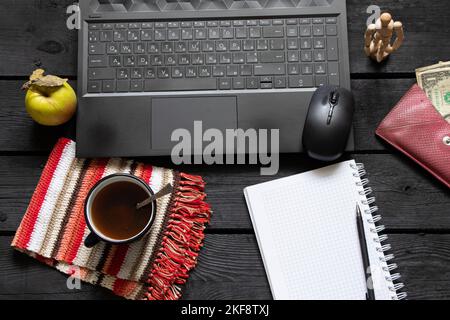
[89,31,99,42]
[243,40,255,51]
[124,55,136,66]
[117,68,129,79]
[172,67,184,78]
[89,56,108,67]
[141,30,152,41]
[257,39,268,50]
[315,63,327,74]
[89,43,106,55]
[315,75,328,87]
[300,25,311,37]
[213,66,226,77]
[186,66,197,78]
[87,81,101,93]
[115,23,127,29]
[102,80,115,93]
[131,68,143,79]
[274,76,287,88]
[326,17,338,24]
[88,68,115,80]
[301,38,312,49]
[181,29,193,40]
[288,64,300,75]
[246,77,259,89]
[235,27,247,39]
[288,51,299,62]
[233,78,245,89]
[130,80,143,92]
[199,66,211,77]
[219,78,231,90]
[287,39,298,50]
[327,37,339,61]
[107,43,119,54]
[263,26,284,38]
[328,62,340,85]
[302,64,313,75]
[89,24,101,30]
[300,18,311,24]
[260,52,285,63]
[314,50,326,62]
[144,79,217,91]
[326,25,338,36]
[288,75,314,88]
[246,52,258,63]
[100,30,113,42]
[270,39,285,50]
[286,26,298,37]
[227,65,239,76]
[240,65,253,76]
[313,25,324,36]
[314,38,326,49]
[114,30,126,42]
[254,63,285,75]
[145,67,156,79]
[157,67,170,79]
[249,27,261,38]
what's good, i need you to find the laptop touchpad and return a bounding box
[151,97,237,151]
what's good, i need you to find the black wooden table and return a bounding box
[1,0,449,300]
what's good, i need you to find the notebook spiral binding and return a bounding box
[351,162,407,300]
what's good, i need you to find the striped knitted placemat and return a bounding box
[11,138,211,300]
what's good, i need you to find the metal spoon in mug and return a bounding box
[136,183,173,210]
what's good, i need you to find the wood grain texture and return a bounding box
[1,0,450,301]
[0,79,415,152]
[0,0,77,77]
[2,234,450,300]
[1,152,449,232]
[0,0,449,76]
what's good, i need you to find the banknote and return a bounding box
[416,62,450,122]
[416,61,450,87]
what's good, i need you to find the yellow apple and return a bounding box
[25,82,77,126]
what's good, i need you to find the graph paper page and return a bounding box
[244,160,391,300]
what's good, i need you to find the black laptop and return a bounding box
[76,0,352,157]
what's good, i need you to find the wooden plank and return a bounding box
[0,234,270,300]
[0,0,77,77]
[0,79,414,152]
[0,0,449,76]
[1,153,449,232]
[1,234,450,300]
[347,0,450,74]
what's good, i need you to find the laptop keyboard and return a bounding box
[87,17,340,93]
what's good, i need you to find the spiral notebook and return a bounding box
[244,160,406,300]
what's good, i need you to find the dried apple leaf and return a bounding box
[33,75,68,87]
[22,69,68,90]
[30,69,45,81]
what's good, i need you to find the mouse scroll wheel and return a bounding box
[330,91,340,105]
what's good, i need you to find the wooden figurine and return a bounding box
[364,12,404,63]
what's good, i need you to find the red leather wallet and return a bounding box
[376,84,450,188]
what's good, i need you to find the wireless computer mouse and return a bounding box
[302,85,355,162]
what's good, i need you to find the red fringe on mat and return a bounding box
[144,173,212,300]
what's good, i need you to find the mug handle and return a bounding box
[84,232,101,248]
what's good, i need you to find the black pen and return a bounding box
[356,204,376,300]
